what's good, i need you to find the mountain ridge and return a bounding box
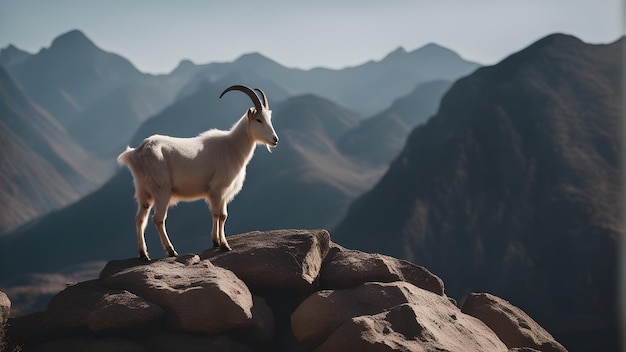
[333,33,623,351]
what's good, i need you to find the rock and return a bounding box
[291,281,463,346]
[140,332,255,352]
[27,336,144,352]
[320,244,444,295]
[42,280,163,332]
[200,229,330,290]
[461,293,567,352]
[102,255,253,334]
[5,229,566,351]
[317,303,508,352]
[0,291,10,324]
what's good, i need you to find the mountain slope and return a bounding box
[0,66,110,233]
[338,79,452,166]
[333,34,623,351]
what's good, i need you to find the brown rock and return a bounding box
[291,281,460,346]
[317,303,508,352]
[141,332,255,352]
[0,290,10,324]
[45,280,163,332]
[102,255,253,334]
[200,229,331,290]
[320,244,444,295]
[461,293,567,352]
[28,336,144,352]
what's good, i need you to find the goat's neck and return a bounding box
[225,115,256,166]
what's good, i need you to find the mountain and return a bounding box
[66,76,181,157]
[333,34,623,352]
[0,83,382,279]
[5,30,144,127]
[338,79,452,166]
[2,30,191,158]
[0,66,110,234]
[0,45,31,68]
[177,44,479,117]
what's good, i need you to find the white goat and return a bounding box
[117,85,278,260]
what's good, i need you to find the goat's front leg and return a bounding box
[209,195,232,251]
[212,211,231,251]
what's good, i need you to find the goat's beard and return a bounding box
[266,144,273,153]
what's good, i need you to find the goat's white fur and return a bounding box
[117,85,278,260]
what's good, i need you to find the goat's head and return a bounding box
[220,85,278,151]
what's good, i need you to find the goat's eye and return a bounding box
[256,118,263,124]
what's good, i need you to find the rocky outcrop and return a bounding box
[462,293,567,352]
[0,291,9,325]
[6,230,565,351]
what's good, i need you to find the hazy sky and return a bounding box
[0,0,623,74]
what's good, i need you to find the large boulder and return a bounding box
[319,244,444,295]
[462,293,567,352]
[291,281,502,349]
[101,254,254,334]
[45,280,163,332]
[200,229,331,290]
[317,303,508,352]
[0,290,10,324]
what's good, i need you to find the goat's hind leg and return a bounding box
[135,193,153,261]
[152,196,178,257]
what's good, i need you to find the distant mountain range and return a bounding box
[0,29,477,234]
[334,34,623,351]
[1,30,186,158]
[174,43,479,117]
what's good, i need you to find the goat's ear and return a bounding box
[246,108,256,120]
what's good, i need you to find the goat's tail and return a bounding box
[117,146,135,166]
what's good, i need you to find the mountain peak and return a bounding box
[233,52,280,68]
[49,29,96,52]
[384,46,407,59]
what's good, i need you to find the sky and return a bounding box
[0,0,624,74]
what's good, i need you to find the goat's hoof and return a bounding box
[212,241,220,248]
[168,250,179,257]
[139,253,151,262]
[220,244,232,251]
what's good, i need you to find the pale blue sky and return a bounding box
[0,0,623,74]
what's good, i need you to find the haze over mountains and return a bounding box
[335,34,623,350]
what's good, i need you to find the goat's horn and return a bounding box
[220,85,263,112]
[254,88,269,109]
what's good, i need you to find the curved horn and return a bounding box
[254,88,269,109]
[219,85,263,112]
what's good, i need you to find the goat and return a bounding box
[117,85,278,260]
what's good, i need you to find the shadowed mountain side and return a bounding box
[338,80,452,166]
[0,122,77,233]
[0,84,383,280]
[333,34,623,352]
[0,171,137,277]
[0,66,111,234]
